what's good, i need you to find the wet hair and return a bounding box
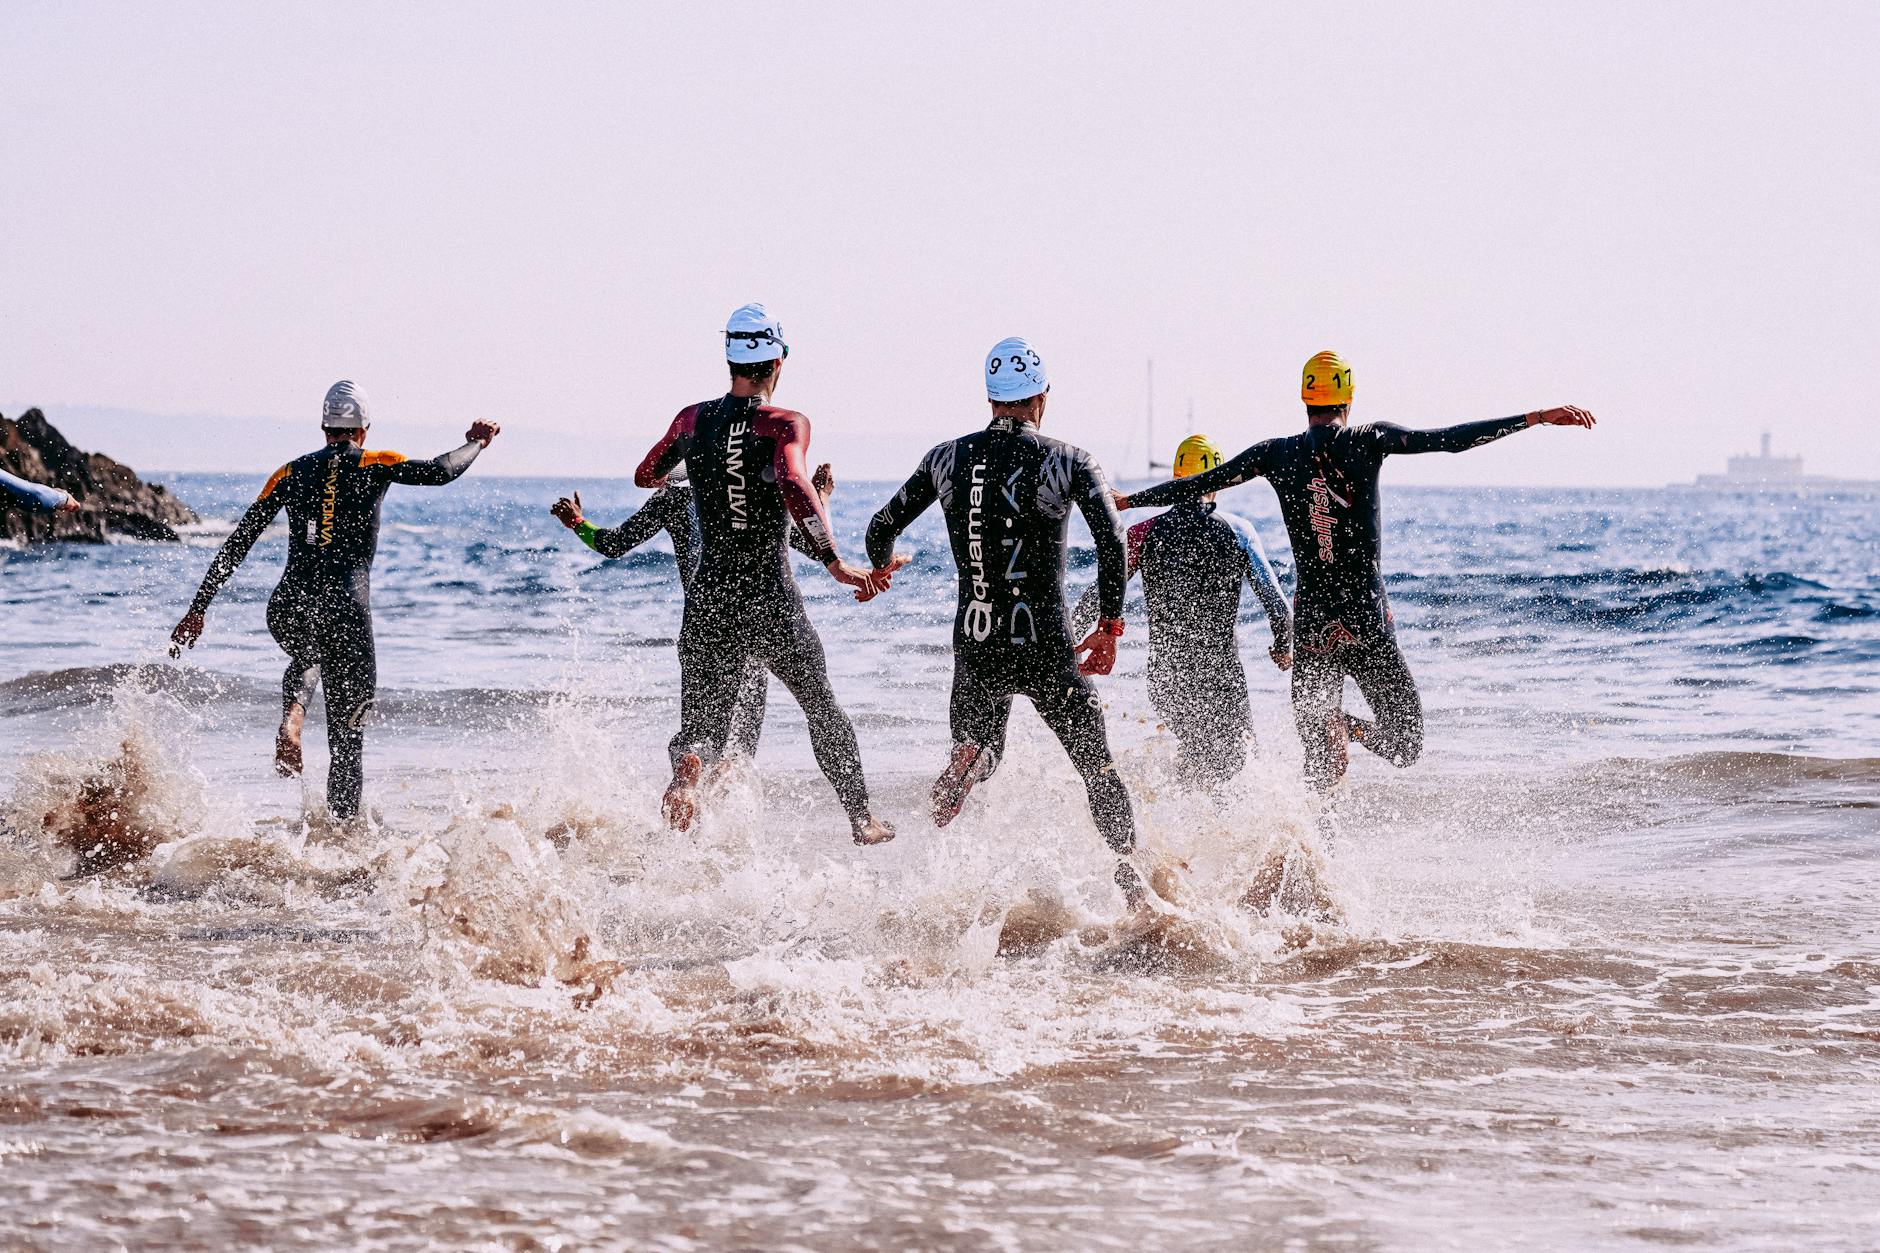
[728,358,778,382]
[324,426,367,441]
[1306,404,1349,420]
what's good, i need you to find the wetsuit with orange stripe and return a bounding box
[635,394,874,824]
[186,439,485,817]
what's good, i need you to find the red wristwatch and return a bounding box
[1098,617,1126,638]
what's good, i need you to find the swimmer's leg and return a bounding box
[1036,671,1143,908]
[1346,638,1424,768]
[666,615,744,831]
[1290,651,1350,793]
[768,613,892,845]
[321,610,376,822]
[935,658,1010,827]
[723,657,769,760]
[267,592,320,779]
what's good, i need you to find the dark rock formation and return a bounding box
[1,409,197,543]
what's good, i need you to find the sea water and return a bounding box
[1,473,1876,1250]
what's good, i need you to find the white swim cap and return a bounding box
[985,337,1048,402]
[724,303,786,363]
[321,380,370,428]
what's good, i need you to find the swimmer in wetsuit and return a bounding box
[549,463,860,760]
[865,337,1144,904]
[1118,351,1594,791]
[1,467,80,513]
[634,303,895,845]
[170,381,499,820]
[1072,435,1293,789]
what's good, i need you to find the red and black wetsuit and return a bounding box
[1128,415,1531,789]
[865,416,1137,854]
[187,439,485,817]
[635,394,871,823]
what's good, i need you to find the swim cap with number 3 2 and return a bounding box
[1301,350,1353,405]
[985,336,1049,402]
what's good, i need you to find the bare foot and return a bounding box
[930,741,987,828]
[274,705,306,778]
[1321,713,1350,787]
[851,815,896,846]
[662,753,703,831]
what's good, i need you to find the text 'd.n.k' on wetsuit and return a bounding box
[866,415,1136,853]
[188,439,484,817]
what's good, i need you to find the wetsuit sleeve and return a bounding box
[0,467,71,511]
[864,447,941,568]
[1368,415,1530,455]
[1076,453,1128,621]
[786,519,823,560]
[583,487,681,559]
[769,413,840,565]
[1070,517,1147,636]
[368,442,484,486]
[634,408,693,489]
[188,466,291,613]
[1228,514,1292,654]
[1127,439,1279,509]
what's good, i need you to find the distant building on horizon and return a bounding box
[1685,432,1875,492]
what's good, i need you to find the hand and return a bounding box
[170,610,205,658]
[871,552,914,581]
[1270,646,1293,671]
[1112,490,1132,512]
[551,491,583,530]
[1075,628,1118,677]
[1527,406,1596,429]
[467,420,501,447]
[812,462,835,503]
[828,560,887,602]
[57,494,81,514]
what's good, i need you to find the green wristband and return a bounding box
[573,520,601,552]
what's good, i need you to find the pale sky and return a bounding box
[5,1,1876,484]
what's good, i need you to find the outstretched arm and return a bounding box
[171,467,291,653]
[556,486,686,559]
[1123,439,1279,511]
[768,413,888,600]
[1071,456,1130,676]
[1371,406,1596,455]
[374,421,501,486]
[635,408,693,488]
[1227,515,1292,663]
[1070,518,1146,638]
[865,450,940,569]
[1,467,74,512]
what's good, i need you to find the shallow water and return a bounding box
[2,476,1877,1249]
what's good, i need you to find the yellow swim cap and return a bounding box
[1301,351,1353,406]
[1173,434,1223,478]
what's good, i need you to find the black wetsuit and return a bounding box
[577,481,824,759]
[1073,502,1293,786]
[1128,415,1531,788]
[188,440,484,817]
[866,416,1136,854]
[635,394,872,824]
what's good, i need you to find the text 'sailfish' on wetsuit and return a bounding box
[572,481,824,760]
[188,440,484,817]
[1130,415,1531,785]
[635,395,872,822]
[865,416,1137,853]
[1072,502,1293,784]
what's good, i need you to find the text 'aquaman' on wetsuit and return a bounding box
[866,415,1136,852]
